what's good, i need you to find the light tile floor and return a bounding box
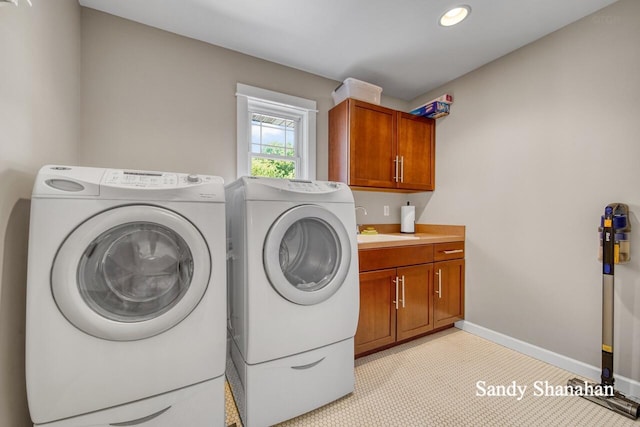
[226,328,639,426]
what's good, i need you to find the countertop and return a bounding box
[357,224,465,250]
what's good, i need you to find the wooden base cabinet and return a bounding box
[355,264,433,356]
[396,265,434,341]
[355,269,397,354]
[355,242,465,357]
[434,259,465,329]
[433,242,465,329]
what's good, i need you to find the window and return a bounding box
[236,83,316,180]
[250,112,297,179]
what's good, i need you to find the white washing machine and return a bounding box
[26,165,226,426]
[225,176,359,427]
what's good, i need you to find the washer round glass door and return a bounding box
[263,204,351,305]
[52,205,211,341]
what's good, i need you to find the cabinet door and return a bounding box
[348,101,396,189]
[397,113,435,191]
[396,264,434,341]
[355,269,397,356]
[434,259,465,328]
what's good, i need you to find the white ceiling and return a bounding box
[79,0,619,101]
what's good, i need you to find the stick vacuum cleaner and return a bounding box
[567,203,639,419]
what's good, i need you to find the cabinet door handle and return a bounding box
[400,156,404,183]
[393,277,399,310]
[442,249,463,255]
[435,269,442,299]
[401,275,405,308]
[393,156,399,182]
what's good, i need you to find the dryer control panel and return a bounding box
[286,179,341,193]
[245,176,344,194]
[237,176,354,203]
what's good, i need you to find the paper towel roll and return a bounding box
[401,204,415,233]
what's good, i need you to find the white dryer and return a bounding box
[225,176,359,427]
[26,165,226,426]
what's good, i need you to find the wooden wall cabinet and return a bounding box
[329,99,435,192]
[355,242,464,357]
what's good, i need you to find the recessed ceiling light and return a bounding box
[440,5,471,27]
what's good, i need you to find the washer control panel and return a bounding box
[103,170,177,187]
[103,170,212,188]
[32,165,225,202]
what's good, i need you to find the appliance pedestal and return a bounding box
[38,376,224,427]
[227,338,355,427]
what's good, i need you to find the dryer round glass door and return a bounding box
[263,204,351,305]
[52,205,211,341]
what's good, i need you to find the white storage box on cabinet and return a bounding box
[332,77,382,105]
[229,337,355,426]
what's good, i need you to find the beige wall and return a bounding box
[0,0,81,425]
[4,0,639,423]
[76,2,640,388]
[79,8,407,181]
[410,0,640,382]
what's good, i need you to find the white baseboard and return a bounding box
[455,320,640,400]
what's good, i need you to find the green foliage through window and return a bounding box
[251,158,295,179]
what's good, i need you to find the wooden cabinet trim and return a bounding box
[358,244,434,272]
[434,241,465,262]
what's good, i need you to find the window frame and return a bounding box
[236,83,317,180]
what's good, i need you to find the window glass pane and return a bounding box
[251,157,295,179]
[251,123,261,153]
[251,113,296,158]
[286,128,295,154]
